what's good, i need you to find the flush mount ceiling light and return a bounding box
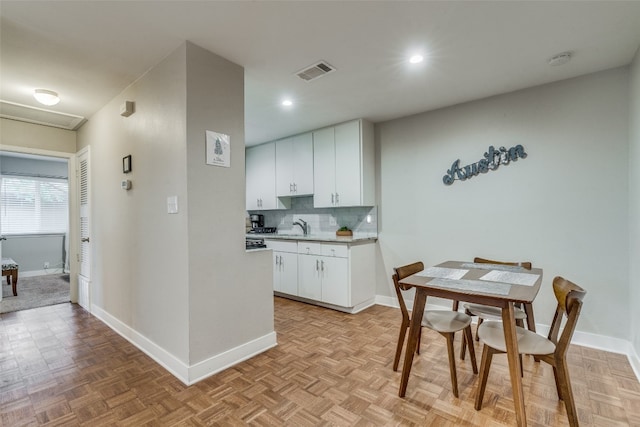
[409,54,424,64]
[281,99,293,107]
[33,89,60,106]
[548,51,573,66]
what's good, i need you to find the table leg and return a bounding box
[11,270,18,296]
[502,302,527,426]
[398,288,427,397]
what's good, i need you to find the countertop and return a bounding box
[246,233,377,244]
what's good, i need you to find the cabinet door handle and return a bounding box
[335,193,339,205]
[321,260,324,271]
[331,193,334,204]
[275,255,279,266]
[316,259,319,271]
[290,183,293,193]
[293,183,297,192]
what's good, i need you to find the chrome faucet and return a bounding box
[293,219,308,235]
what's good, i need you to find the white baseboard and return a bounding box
[91,303,278,386]
[189,332,277,385]
[19,269,67,278]
[374,295,640,382]
[274,292,376,314]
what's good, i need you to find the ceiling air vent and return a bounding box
[0,100,86,130]
[296,61,336,82]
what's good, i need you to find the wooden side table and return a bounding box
[2,257,19,296]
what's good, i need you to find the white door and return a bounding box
[292,132,314,195]
[275,137,294,197]
[77,148,91,311]
[297,254,322,300]
[312,127,336,208]
[279,251,298,295]
[334,120,361,207]
[321,256,349,306]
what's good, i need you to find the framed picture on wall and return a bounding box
[122,155,132,173]
[206,130,230,167]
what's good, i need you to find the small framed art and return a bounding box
[123,155,132,173]
[206,130,230,167]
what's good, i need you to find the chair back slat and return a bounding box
[392,262,424,322]
[473,257,532,270]
[394,262,424,281]
[549,276,586,354]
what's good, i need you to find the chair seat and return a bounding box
[464,303,526,321]
[422,310,472,333]
[477,321,556,355]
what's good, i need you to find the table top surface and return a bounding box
[398,260,543,306]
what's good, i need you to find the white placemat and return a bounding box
[416,267,468,280]
[428,278,511,296]
[480,270,539,286]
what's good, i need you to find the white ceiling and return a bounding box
[2,1,640,146]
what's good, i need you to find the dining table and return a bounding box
[397,260,543,427]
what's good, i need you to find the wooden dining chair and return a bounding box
[474,276,586,427]
[457,257,534,361]
[392,261,478,398]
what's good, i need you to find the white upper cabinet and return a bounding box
[275,132,313,197]
[246,142,289,210]
[311,127,336,207]
[313,119,375,208]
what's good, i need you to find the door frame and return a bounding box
[0,144,79,302]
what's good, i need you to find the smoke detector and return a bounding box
[295,61,336,82]
[548,52,573,66]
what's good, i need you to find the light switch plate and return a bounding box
[167,196,178,214]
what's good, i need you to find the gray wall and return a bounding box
[2,235,65,273]
[630,49,640,360]
[375,67,630,341]
[77,42,273,371]
[0,118,77,153]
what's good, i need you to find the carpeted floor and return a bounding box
[1,273,70,313]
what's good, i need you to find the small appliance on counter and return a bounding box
[250,214,264,229]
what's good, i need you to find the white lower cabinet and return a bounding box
[266,240,298,295]
[294,241,374,311]
[318,255,349,306]
[266,238,375,312]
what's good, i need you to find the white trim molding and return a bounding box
[188,332,277,385]
[91,303,278,386]
[375,295,640,382]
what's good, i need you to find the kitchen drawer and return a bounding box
[321,243,348,258]
[265,240,298,253]
[298,242,322,255]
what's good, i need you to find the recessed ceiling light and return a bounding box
[409,54,424,64]
[282,99,293,107]
[548,51,573,66]
[33,89,60,106]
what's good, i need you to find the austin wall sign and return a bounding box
[442,145,527,185]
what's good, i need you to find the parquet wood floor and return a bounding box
[1,298,639,426]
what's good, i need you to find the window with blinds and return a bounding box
[0,176,69,235]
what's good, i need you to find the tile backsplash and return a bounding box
[248,196,377,237]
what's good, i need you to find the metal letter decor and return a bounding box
[442,145,527,185]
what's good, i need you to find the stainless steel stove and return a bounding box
[246,237,267,250]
